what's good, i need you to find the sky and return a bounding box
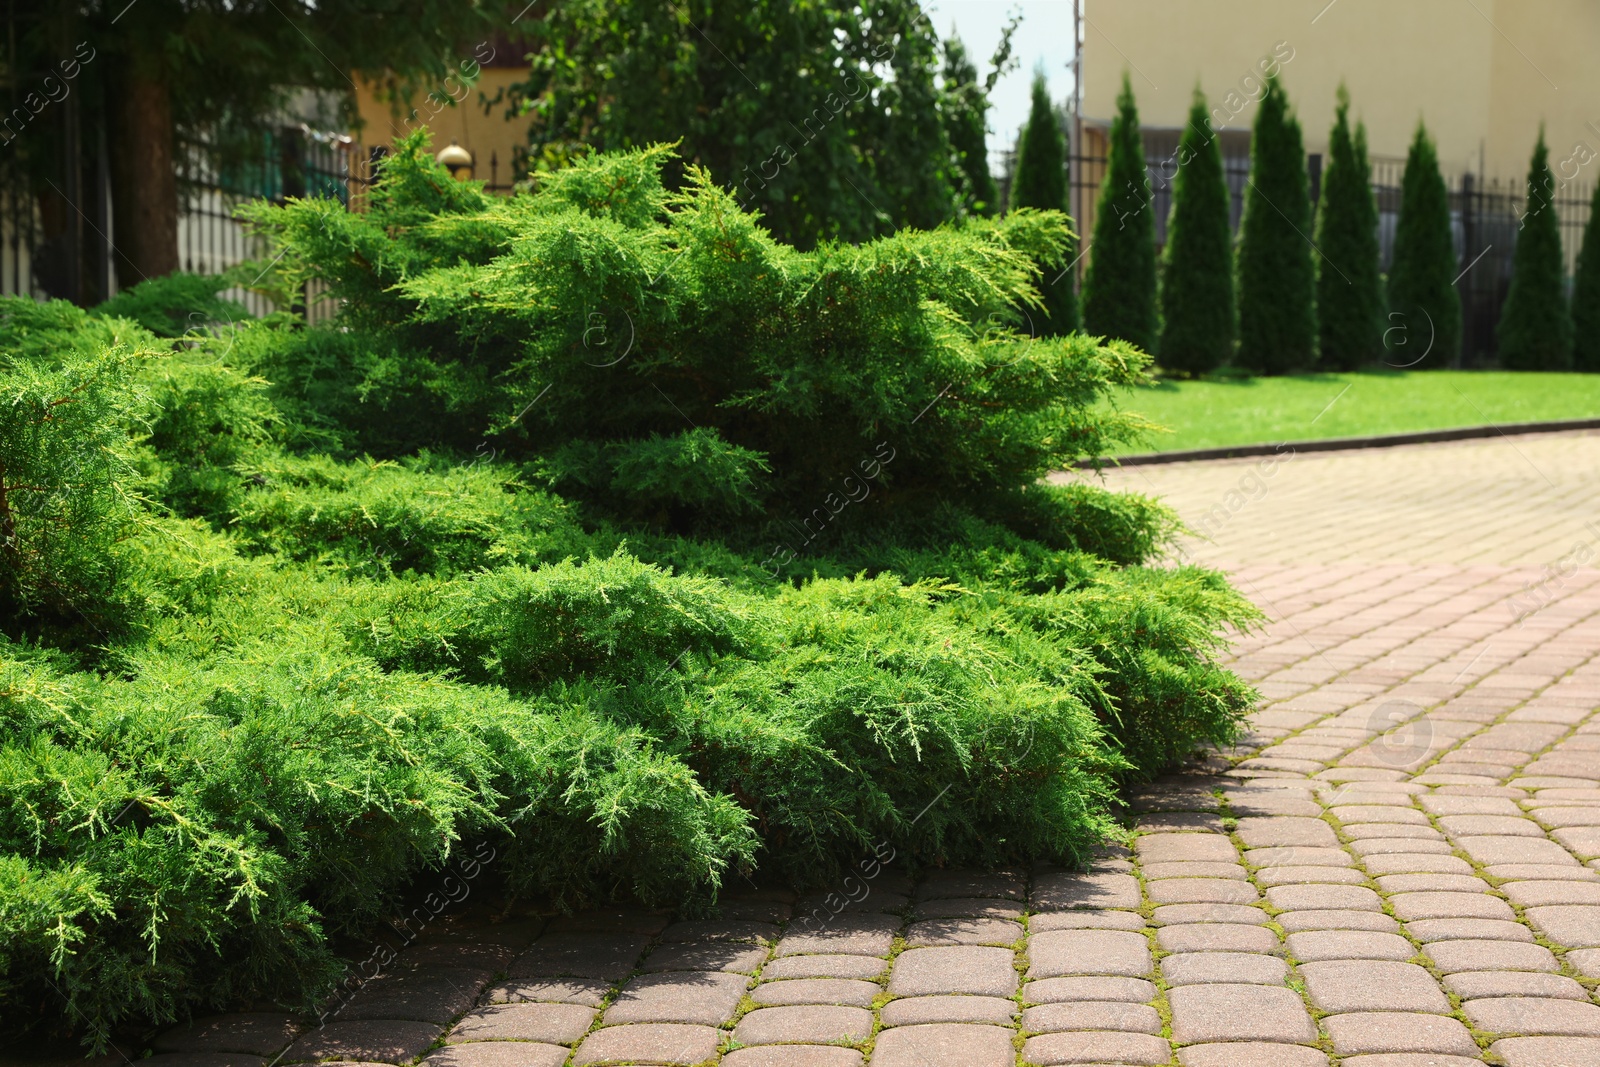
[932,1,1079,171]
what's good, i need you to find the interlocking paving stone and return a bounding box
[1464,996,1600,1036]
[603,971,748,1025]
[750,978,879,1007]
[1138,811,1224,833]
[903,917,1022,946]
[879,995,1016,1027]
[1134,834,1240,864]
[1029,870,1142,910]
[1285,930,1416,961]
[280,1021,442,1065]
[1027,929,1153,977]
[1504,879,1600,906]
[1349,837,1455,856]
[871,1023,1016,1067]
[448,1003,595,1043]
[1276,909,1400,933]
[572,1023,721,1065]
[1139,860,1250,880]
[1457,835,1578,866]
[731,1005,874,1045]
[1266,883,1382,911]
[1361,854,1475,875]
[1525,905,1600,945]
[1018,1032,1171,1066]
[1235,816,1340,848]
[1244,846,1354,867]
[481,978,611,1006]
[659,919,776,943]
[1160,951,1288,985]
[1146,878,1260,904]
[1374,873,1489,893]
[1151,902,1268,925]
[1022,976,1157,1003]
[139,1057,268,1067]
[1388,891,1516,921]
[637,942,768,973]
[422,1044,568,1067]
[1300,961,1451,1014]
[1446,969,1589,1000]
[1020,1001,1162,1033]
[888,946,1018,996]
[1423,938,1558,972]
[1028,909,1147,932]
[1167,982,1316,1044]
[1255,864,1368,885]
[155,1015,303,1055]
[1176,1043,1330,1067]
[920,869,1026,900]
[510,933,648,981]
[910,896,1025,919]
[775,915,900,957]
[337,970,489,1023]
[1155,923,1280,953]
[758,954,886,980]
[1489,1036,1600,1066]
[1406,917,1535,942]
[721,1047,863,1067]
[1321,1012,1480,1056]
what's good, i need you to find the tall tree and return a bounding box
[1157,87,1233,376]
[15,2,499,294]
[940,17,1018,218]
[1574,182,1600,372]
[1387,123,1462,368]
[1083,73,1156,351]
[1010,72,1077,335]
[524,0,978,249]
[1314,85,1384,370]
[1236,72,1315,375]
[1499,129,1575,370]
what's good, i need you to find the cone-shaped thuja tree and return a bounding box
[1499,129,1575,370]
[1314,86,1384,370]
[1010,72,1078,334]
[1387,123,1461,368]
[1083,72,1157,351]
[1236,72,1316,375]
[1574,182,1600,372]
[1157,88,1234,376]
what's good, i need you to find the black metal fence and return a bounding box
[1002,141,1595,367]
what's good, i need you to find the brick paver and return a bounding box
[140,435,1600,1065]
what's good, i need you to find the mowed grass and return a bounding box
[1106,370,1600,455]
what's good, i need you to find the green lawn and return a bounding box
[1107,370,1600,455]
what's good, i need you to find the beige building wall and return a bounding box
[1082,0,1599,181]
[353,65,529,189]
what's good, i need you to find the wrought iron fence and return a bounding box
[999,143,1594,367]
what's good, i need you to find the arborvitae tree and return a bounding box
[1157,88,1234,376]
[1083,73,1157,351]
[1500,129,1575,370]
[1236,72,1316,375]
[1574,182,1600,372]
[1387,123,1462,368]
[1314,86,1384,370]
[1011,72,1078,334]
[942,34,1000,217]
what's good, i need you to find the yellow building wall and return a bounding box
[353,67,529,188]
[1082,0,1598,182]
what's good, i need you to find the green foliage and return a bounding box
[1010,73,1079,336]
[247,134,1151,516]
[94,273,249,339]
[521,0,975,248]
[1499,131,1575,370]
[1157,89,1235,376]
[1083,74,1157,352]
[0,342,151,631]
[1237,73,1316,375]
[1388,123,1462,368]
[1314,87,1384,371]
[2,145,1263,1047]
[942,35,1001,218]
[1575,183,1600,373]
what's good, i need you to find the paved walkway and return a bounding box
[142,433,1600,1066]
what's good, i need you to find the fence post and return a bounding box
[1459,171,1475,367]
[279,126,306,202]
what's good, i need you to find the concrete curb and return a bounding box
[1082,417,1600,468]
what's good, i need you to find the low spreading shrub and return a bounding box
[1,135,1261,1048]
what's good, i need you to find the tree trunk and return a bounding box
[108,62,178,287]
